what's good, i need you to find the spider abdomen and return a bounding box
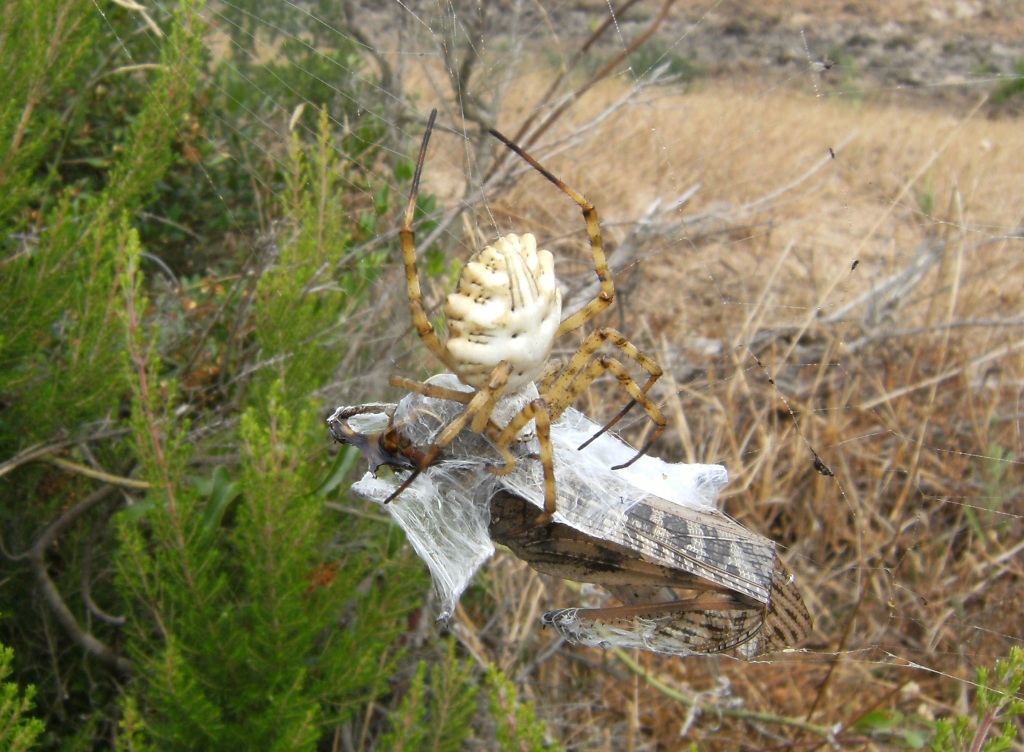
[444,233,561,392]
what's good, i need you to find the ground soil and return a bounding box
[566,0,1024,114]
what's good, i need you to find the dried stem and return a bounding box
[612,648,843,742]
[3,485,131,675]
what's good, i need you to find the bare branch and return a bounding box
[10,485,132,675]
[488,0,678,183]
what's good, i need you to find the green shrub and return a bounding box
[0,640,45,752]
[0,0,434,747]
[991,58,1024,107]
[931,647,1024,752]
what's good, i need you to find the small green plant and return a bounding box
[931,647,1024,752]
[111,106,423,749]
[825,45,865,107]
[0,639,45,752]
[487,664,563,752]
[379,640,478,752]
[960,442,1015,545]
[629,41,704,85]
[849,649,1024,750]
[915,174,936,218]
[991,59,1024,105]
[853,708,932,749]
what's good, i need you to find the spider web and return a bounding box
[111,0,1024,746]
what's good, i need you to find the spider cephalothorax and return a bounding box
[387,109,666,523]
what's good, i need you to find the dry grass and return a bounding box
[433,78,1024,749]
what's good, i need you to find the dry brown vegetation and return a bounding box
[323,0,1024,745]
[401,73,1024,749]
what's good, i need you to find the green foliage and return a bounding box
[0,0,201,451]
[0,0,577,748]
[251,107,384,402]
[487,664,563,752]
[991,59,1024,106]
[0,0,438,748]
[0,0,96,229]
[114,696,155,752]
[855,649,1024,750]
[380,640,478,752]
[629,41,704,85]
[825,45,865,107]
[0,5,212,741]
[960,442,1015,544]
[382,662,431,751]
[112,114,419,750]
[853,708,931,749]
[931,648,1024,752]
[0,640,45,752]
[915,174,936,218]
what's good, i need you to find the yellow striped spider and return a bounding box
[387,109,666,523]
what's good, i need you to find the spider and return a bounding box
[387,108,666,524]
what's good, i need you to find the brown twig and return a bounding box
[613,648,843,742]
[487,0,678,184]
[503,0,645,151]
[5,485,132,675]
[81,506,128,627]
[0,428,129,481]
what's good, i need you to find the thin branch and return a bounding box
[503,0,645,148]
[0,428,130,480]
[510,0,677,156]
[81,502,128,627]
[483,0,678,185]
[612,648,843,741]
[43,456,150,490]
[7,485,132,675]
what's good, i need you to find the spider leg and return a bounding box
[486,128,666,493]
[383,362,514,504]
[389,376,521,446]
[546,328,662,407]
[388,375,475,405]
[488,127,614,336]
[546,352,666,469]
[593,357,665,469]
[491,398,556,522]
[533,406,555,523]
[468,375,510,435]
[401,109,457,373]
[577,398,641,450]
[543,327,664,462]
